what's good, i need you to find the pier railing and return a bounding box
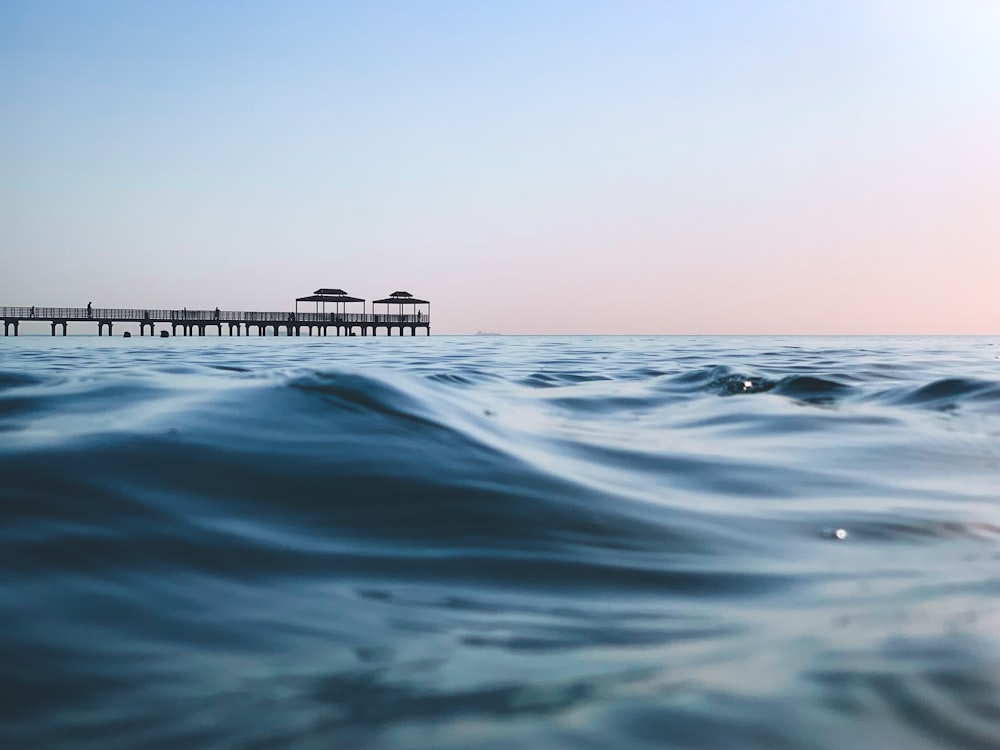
[1,307,428,324]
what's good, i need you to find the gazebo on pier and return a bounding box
[293,288,366,336]
[295,288,365,317]
[372,291,430,336]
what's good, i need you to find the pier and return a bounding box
[1,290,431,337]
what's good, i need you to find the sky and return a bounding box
[1,0,998,334]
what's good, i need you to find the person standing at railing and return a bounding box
[30,306,35,318]
[214,307,220,320]
[87,302,92,318]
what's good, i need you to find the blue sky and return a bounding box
[2,1,998,333]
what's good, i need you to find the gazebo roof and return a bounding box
[389,291,413,298]
[314,288,347,295]
[373,295,428,305]
[296,294,364,303]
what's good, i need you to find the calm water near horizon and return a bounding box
[2,334,999,749]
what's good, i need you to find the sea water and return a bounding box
[1,335,999,749]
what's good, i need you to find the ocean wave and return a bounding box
[2,337,1000,748]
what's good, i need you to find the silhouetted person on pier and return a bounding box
[214,307,220,320]
[144,311,150,320]
[183,307,187,319]
[417,310,421,322]
[87,302,92,318]
[288,312,295,322]
[29,306,35,317]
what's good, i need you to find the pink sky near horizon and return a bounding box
[1,1,998,334]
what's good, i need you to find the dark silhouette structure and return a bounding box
[294,289,367,338]
[371,291,431,337]
[1,288,431,337]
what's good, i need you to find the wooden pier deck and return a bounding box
[1,306,430,337]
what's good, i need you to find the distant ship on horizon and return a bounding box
[475,330,502,336]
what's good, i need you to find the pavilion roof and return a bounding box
[373,296,428,305]
[296,294,364,303]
